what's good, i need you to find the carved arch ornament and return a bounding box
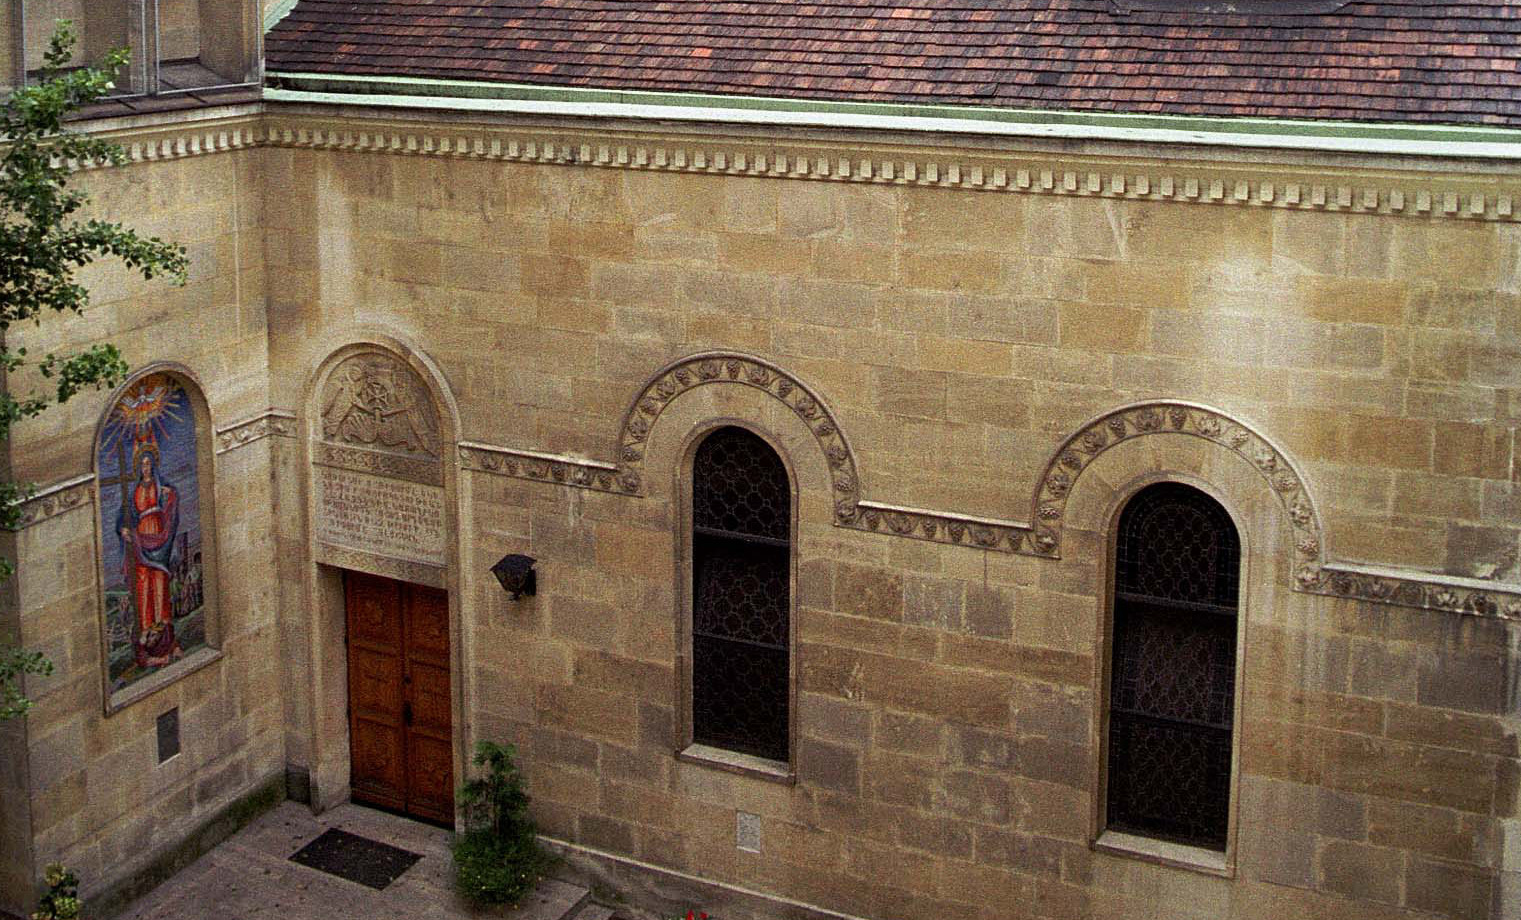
[456,354,1521,621]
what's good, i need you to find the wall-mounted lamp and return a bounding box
[491,553,537,600]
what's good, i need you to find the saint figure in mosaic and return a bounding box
[99,374,208,691]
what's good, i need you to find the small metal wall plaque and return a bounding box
[156,708,180,763]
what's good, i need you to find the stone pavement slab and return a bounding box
[113,802,591,920]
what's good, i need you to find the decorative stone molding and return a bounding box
[458,442,621,492]
[215,409,297,454]
[68,111,1521,223]
[311,346,448,582]
[456,362,1521,620]
[1031,400,1325,565]
[1029,400,1521,621]
[1301,562,1521,621]
[258,117,1521,224]
[617,352,861,510]
[11,474,95,529]
[78,122,261,171]
[315,442,444,487]
[850,499,1029,553]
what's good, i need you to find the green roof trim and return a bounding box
[263,0,300,32]
[265,70,1521,157]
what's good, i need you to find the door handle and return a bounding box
[402,701,413,726]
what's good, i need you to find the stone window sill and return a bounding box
[1094,830,1232,878]
[678,743,795,785]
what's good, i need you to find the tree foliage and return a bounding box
[0,22,188,719]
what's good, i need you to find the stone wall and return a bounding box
[256,112,1520,920]
[1,125,279,915]
[2,105,1516,920]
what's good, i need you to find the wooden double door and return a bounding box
[345,571,454,825]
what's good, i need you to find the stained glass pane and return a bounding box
[1117,482,1239,608]
[692,426,790,762]
[693,426,790,540]
[1108,482,1239,850]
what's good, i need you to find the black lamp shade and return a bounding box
[491,553,537,599]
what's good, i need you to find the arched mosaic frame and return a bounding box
[93,364,222,713]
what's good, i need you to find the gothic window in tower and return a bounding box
[690,426,791,764]
[1106,482,1240,851]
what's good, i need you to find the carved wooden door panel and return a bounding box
[345,572,454,824]
[402,584,454,823]
[346,573,407,813]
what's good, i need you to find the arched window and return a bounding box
[1107,482,1240,850]
[690,426,791,763]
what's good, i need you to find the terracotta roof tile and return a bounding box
[265,1,1521,126]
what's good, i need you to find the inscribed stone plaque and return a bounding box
[313,350,446,582]
[315,466,445,566]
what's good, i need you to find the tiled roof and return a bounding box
[265,1,1521,128]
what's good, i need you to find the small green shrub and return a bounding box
[31,863,80,920]
[452,740,548,906]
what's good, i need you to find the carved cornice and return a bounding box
[11,474,95,529]
[76,111,1521,225]
[215,409,297,454]
[258,117,1521,224]
[79,122,262,172]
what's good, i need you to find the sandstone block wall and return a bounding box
[258,116,1519,920]
[2,107,1517,920]
[1,137,279,916]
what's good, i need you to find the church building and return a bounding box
[2,2,1518,918]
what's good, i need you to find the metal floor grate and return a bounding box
[289,828,422,890]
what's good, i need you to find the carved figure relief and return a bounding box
[313,348,448,587]
[321,352,440,458]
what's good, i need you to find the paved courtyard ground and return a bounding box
[114,802,608,920]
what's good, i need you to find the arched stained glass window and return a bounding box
[1107,482,1240,850]
[690,426,791,762]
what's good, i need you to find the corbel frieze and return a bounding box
[258,116,1521,224]
[66,109,1521,222]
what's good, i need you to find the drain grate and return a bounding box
[289,828,422,890]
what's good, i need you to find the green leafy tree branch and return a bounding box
[0,22,188,720]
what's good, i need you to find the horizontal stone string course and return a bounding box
[214,410,297,454]
[10,474,94,529]
[457,442,622,493]
[254,119,1520,221]
[445,353,1521,622]
[73,112,1519,222]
